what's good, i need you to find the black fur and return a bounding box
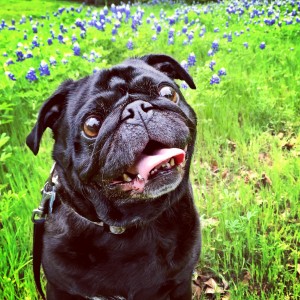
[27,54,201,300]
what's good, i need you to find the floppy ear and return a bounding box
[141,54,196,89]
[26,80,73,155]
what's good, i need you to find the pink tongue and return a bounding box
[127,148,185,185]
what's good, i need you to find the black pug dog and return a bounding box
[26,54,201,300]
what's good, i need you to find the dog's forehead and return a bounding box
[101,59,173,89]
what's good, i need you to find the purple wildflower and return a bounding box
[16,50,25,62]
[210,74,220,85]
[181,82,188,90]
[49,57,56,66]
[126,38,133,50]
[5,71,16,81]
[181,61,189,73]
[73,42,80,56]
[218,68,226,76]
[47,38,53,45]
[26,68,38,82]
[187,53,196,67]
[39,61,50,76]
[260,42,266,49]
[243,42,249,49]
[72,34,77,43]
[208,49,214,57]
[5,58,14,66]
[156,24,161,34]
[209,60,216,71]
[212,40,219,52]
[26,51,33,59]
[32,36,39,48]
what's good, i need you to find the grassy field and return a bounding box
[0,0,299,299]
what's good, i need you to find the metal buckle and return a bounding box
[31,185,56,223]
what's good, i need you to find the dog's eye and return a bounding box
[83,116,101,138]
[159,86,179,104]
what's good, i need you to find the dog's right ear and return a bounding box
[26,80,73,155]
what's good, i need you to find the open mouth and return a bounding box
[109,141,187,193]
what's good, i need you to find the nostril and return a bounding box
[121,100,154,124]
[141,102,153,112]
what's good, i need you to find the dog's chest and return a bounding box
[43,221,181,296]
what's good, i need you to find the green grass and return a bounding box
[0,0,299,299]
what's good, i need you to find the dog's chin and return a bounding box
[104,166,185,200]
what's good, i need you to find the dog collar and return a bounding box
[32,163,126,235]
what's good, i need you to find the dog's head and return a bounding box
[27,54,197,225]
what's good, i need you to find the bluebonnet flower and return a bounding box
[73,42,80,56]
[112,27,118,35]
[111,37,116,42]
[260,42,266,49]
[187,53,196,67]
[243,42,249,49]
[218,68,226,76]
[212,40,219,52]
[32,36,39,48]
[182,26,187,34]
[32,25,38,33]
[24,33,27,40]
[181,82,188,90]
[5,58,14,66]
[126,38,133,50]
[72,34,77,43]
[152,34,157,41]
[5,71,16,81]
[181,61,189,73]
[210,74,220,85]
[3,52,8,57]
[214,27,219,32]
[26,68,38,82]
[49,57,56,66]
[39,61,50,76]
[156,24,161,34]
[187,31,194,43]
[11,19,15,25]
[57,34,64,43]
[93,67,100,74]
[169,17,175,25]
[16,49,25,62]
[61,58,68,64]
[80,30,86,39]
[47,38,53,45]
[227,33,232,42]
[209,60,216,71]
[208,49,214,57]
[26,51,33,59]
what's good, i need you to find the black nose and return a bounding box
[121,100,153,125]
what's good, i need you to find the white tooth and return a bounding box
[161,163,167,168]
[123,173,132,182]
[153,168,158,173]
[166,163,171,169]
[170,158,175,167]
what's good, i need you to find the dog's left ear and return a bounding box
[141,54,196,89]
[26,80,73,155]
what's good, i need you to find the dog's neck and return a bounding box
[43,163,126,235]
